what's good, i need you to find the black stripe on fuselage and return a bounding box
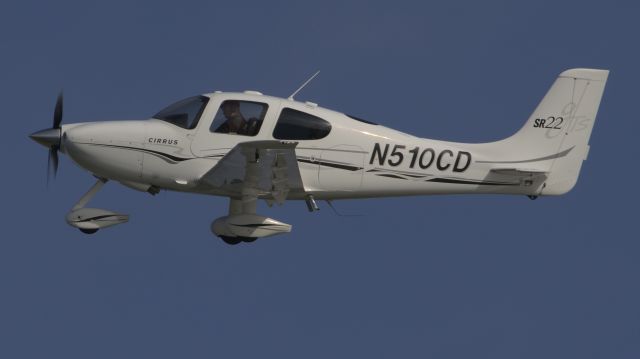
[475,146,574,164]
[427,177,519,186]
[82,143,363,170]
[367,168,519,186]
[80,142,193,163]
[297,158,362,171]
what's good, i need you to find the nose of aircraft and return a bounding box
[29,128,61,148]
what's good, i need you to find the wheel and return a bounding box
[527,195,538,200]
[79,228,99,234]
[219,235,242,245]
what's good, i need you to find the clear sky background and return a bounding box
[1,0,639,358]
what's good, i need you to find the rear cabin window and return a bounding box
[273,108,331,140]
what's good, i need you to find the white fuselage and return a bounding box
[59,91,534,200]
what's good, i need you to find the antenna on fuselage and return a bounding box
[288,70,320,101]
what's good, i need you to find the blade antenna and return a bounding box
[288,70,320,101]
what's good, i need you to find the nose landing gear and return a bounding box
[79,228,99,235]
[66,178,129,234]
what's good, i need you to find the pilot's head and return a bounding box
[222,100,241,119]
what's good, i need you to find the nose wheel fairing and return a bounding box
[67,207,129,232]
[65,178,129,233]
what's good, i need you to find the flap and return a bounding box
[199,140,305,203]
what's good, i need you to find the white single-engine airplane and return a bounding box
[30,68,608,245]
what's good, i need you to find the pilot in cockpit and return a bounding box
[217,100,247,134]
[213,100,264,136]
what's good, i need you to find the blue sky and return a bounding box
[2,1,639,358]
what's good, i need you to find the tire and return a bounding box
[79,228,99,234]
[219,235,242,245]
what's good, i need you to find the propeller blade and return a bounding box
[47,149,52,185]
[41,92,64,186]
[47,147,59,184]
[53,92,63,129]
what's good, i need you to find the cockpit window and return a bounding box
[210,100,268,137]
[273,108,331,140]
[153,96,209,130]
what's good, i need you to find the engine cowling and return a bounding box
[211,214,292,240]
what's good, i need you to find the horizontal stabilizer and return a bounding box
[488,167,548,190]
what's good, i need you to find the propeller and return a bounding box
[53,92,63,129]
[30,92,64,184]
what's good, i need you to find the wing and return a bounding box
[199,140,305,203]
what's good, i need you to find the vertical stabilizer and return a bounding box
[494,68,609,195]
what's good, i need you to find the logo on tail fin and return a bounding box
[533,116,564,129]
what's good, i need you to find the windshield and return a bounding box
[153,96,209,129]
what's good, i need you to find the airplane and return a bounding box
[30,68,608,245]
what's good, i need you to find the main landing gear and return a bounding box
[212,198,291,245]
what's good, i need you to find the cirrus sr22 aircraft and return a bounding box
[30,68,608,245]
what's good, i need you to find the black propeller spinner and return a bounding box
[30,92,63,183]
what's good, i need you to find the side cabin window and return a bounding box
[210,100,268,137]
[273,108,331,140]
[153,96,209,130]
